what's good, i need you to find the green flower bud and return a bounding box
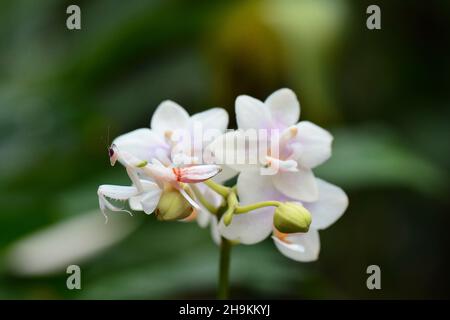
[155,188,193,221]
[273,202,312,234]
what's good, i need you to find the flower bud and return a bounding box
[273,202,312,234]
[155,189,193,221]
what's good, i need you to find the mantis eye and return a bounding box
[108,145,118,166]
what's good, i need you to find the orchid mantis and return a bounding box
[98,144,222,222]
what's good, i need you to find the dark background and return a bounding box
[0,0,449,299]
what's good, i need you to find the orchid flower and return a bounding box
[151,100,228,167]
[211,88,332,202]
[221,171,348,261]
[108,99,232,173]
[211,88,348,261]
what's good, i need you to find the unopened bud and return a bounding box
[155,189,193,221]
[274,202,311,234]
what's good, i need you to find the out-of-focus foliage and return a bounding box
[0,0,449,299]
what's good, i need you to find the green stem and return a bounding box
[216,190,237,299]
[222,191,238,225]
[235,201,281,214]
[204,179,231,198]
[218,237,232,299]
[190,185,218,214]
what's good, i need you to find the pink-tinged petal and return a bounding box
[265,88,300,127]
[303,179,348,230]
[219,207,274,245]
[272,168,319,202]
[190,108,229,133]
[237,170,287,204]
[151,100,190,134]
[291,121,333,168]
[112,128,169,163]
[272,229,320,262]
[235,95,272,130]
[174,165,222,183]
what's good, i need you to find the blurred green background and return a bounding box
[0,0,449,299]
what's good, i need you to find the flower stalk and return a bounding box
[218,237,232,299]
[235,201,281,214]
[204,179,231,198]
[190,185,219,215]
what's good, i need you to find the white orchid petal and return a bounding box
[272,168,319,202]
[196,182,223,208]
[151,100,190,134]
[196,208,210,228]
[219,207,274,244]
[292,121,333,168]
[212,165,238,183]
[235,95,272,130]
[265,88,300,127]
[237,170,286,204]
[273,229,320,262]
[304,179,348,230]
[175,165,222,183]
[190,108,229,133]
[210,215,221,246]
[224,164,279,246]
[208,131,262,172]
[279,126,299,146]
